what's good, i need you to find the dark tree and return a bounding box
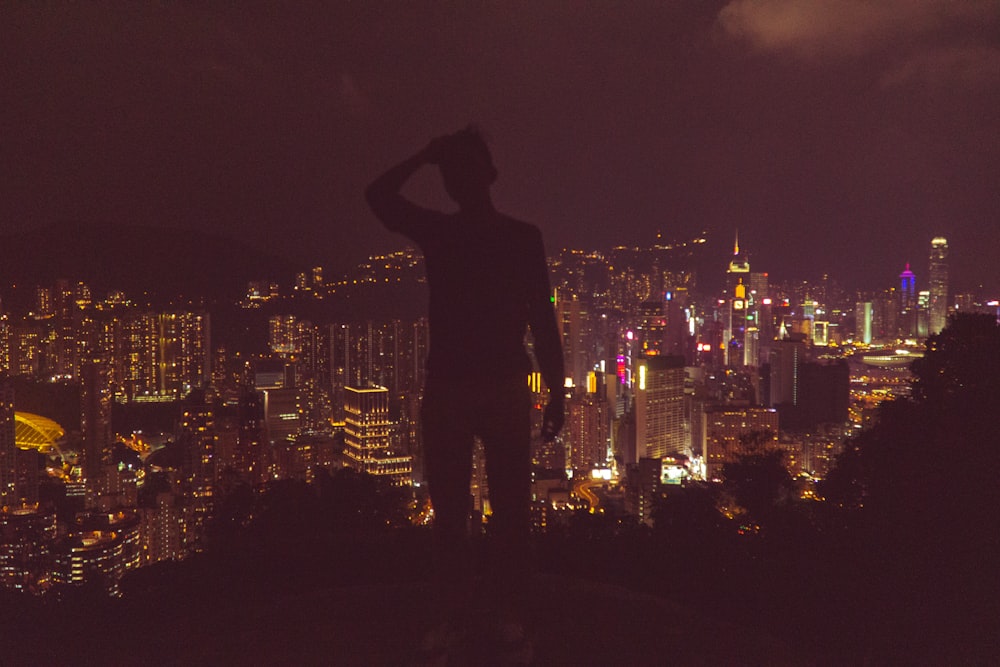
[822,313,1000,662]
[720,431,793,523]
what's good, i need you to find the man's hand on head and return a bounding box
[420,136,451,165]
[541,393,565,443]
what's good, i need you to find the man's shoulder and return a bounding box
[497,214,543,240]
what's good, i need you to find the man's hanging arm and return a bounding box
[527,230,566,440]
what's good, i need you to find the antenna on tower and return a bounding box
[734,229,740,256]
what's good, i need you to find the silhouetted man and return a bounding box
[366,127,564,658]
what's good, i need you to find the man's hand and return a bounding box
[541,394,565,443]
[419,135,451,165]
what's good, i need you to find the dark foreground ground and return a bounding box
[5,574,803,666]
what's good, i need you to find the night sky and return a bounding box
[2,2,998,293]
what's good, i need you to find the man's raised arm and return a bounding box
[365,141,443,237]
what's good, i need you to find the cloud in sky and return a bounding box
[881,44,1000,90]
[717,0,998,60]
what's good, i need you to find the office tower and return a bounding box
[179,390,216,542]
[0,506,57,594]
[663,288,691,360]
[724,279,750,366]
[158,311,210,397]
[748,271,769,301]
[262,383,301,473]
[269,315,299,356]
[635,298,666,357]
[855,301,873,344]
[872,288,899,343]
[331,319,428,413]
[769,335,806,408]
[343,386,411,485]
[53,512,141,597]
[0,316,9,374]
[916,290,930,338]
[0,382,15,506]
[11,323,43,377]
[555,289,590,388]
[634,355,686,460]
[899,263,917,337]
[625,457,662,526]
[928,237,949,336]
[112,312,158,401]
[565,389,610,472]
[813,321,830,346]
[139,492,188,565]
[702,405,780,479]
[237,385,266,482]
[795,359,850,430]
[726,231,751,295]
[80,361,113,501]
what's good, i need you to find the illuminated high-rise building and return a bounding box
[0,382,16,506]
[702,405,780,479]
[53,511,141,597]
[157,311,210,397]
[262,387,300,452]
[81,361,113,502]
[269,315,300,356]
[331,319,428,413]
[723,233,760,367]
[726,230,750,295]
[139,492,188,565]
[0,316,10,374]
[662,288,691,360]
[34,287,53,319]
[237,384,266,482]
[769,336,806,408]
[555,289,590,388]
[565,389,610,472]
[112,313,158,401]
[899,263,917,337]
[342,386,411,485]
[179,390,216,545]
[928,237,949,336]
[855,301,873,344]
[0,506,57,594]
[634,355,686,460]
[724,279,751,366]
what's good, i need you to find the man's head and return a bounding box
[437,126,497,209]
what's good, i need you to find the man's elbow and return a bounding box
[364,182,382,211]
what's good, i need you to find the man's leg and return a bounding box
[421,386,476,614]
[479,381,533,594]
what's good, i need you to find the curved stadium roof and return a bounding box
[14,412,65,453]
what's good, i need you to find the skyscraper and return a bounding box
[0,381,16,506]
[634,355,686,459]
[855,301,873,344]
[565,388,610,471]
[726,230,750,295]
[899,263,917,337]
[80,361,113,502]
[928,237,949,336]
[343,385,411,485]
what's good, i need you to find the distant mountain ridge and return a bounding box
[0,221,298,303]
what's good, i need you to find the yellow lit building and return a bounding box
[343,386,411,485]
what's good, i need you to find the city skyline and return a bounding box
[2,3,998,293]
